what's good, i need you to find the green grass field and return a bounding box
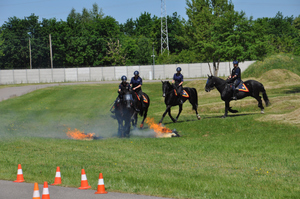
[0,54,299,198]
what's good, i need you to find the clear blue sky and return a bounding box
[0,0,300,26]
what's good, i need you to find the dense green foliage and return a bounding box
[0,1,300,70]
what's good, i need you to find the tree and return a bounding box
[185,0,239,76]
[104,39,126,66]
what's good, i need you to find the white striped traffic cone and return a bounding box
[78,169,91,189]
[42,181,50,199]
[51,167,61,185]
[32,182,40,199]
[13,164,25,183]
[95,173,108,194]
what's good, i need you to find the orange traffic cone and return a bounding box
[51,167,61,185]
[95,173,108,194]
[42,181,50,199]
[13,164,25,183]
[32,182,40,199]
[78,169,91,189]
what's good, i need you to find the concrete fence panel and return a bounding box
[90,67,103,81]
[65,68,78,82]
[40,69,53,83]
[77,68,90,81]
[115,66,127,81]
[27,69,40,83]
[139,65,152,80]
[0,70,14,84]
[52,69,65,82]
[13,70,27,84]
[102,67,115,81]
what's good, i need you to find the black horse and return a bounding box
[159,81,201,124]
[131,92,150,128]
[205,75,270,118]
[114,90,135,137]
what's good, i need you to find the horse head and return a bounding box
[205,75,215,92]
[122,90,133,109]
[161,80,172,97]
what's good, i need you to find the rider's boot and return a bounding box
[178,95,183,104]
[110,102,116,113]
[232,88,238,100]
[134,101,140,112]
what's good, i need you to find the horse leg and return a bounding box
[195,109,201,120]
[255,95,264,114]
[175,104,183,122]
[132,112,137,128]
[222,101,230,118]
[140,109,148,128]
[192,103,201,120]
[167,107,176,123]
[125,118,131,137]
[159,105,171,124]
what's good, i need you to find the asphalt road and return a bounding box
[0,81,176,199]
[0,180,172,199]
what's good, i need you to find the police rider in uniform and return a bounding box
[110,75,131,113]
[227,60,241,100]
[130,71,143,112]
[172,67,184,104]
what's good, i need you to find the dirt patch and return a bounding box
[258,69,300,84]
[260,108,300,127]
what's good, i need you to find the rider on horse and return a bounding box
[130,71,143,112]
[172,67,184,104]
[227,60,241,100]
[111,75,132,113]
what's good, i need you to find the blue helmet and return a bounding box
[176,67,182,72]
[121,75,127,82]
[233,60,239,65]
[134,71,139,76]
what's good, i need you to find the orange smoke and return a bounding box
[66,128,95,140]
[145,118,174,137]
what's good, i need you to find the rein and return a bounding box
[164,84,175,95]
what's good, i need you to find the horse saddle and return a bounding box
[174,89,189,98]
[228,81,249,92]
[134,93,149,103]
[237,82,249,92]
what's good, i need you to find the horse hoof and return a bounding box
[139,124,144,128]
[261,111,264,114]
[221,115,226,118]
[197,115,201,120]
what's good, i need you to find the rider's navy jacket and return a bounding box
[231,67,241,81]
[173,73,184,85]
[119,82,131,92]
[130,76,143,88]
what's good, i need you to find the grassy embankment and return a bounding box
[0,53,299,198]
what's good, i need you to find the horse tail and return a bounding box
[191,88,198,110]
[261,84,270,107]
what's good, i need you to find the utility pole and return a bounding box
[29,38,32,69]
[49,34,53,68]
[151,43,155,65]
[161,0,169,55]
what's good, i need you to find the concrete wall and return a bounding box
[0,61,255,84]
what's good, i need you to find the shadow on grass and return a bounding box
[203,113,257,119]
[285,87,300,94]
